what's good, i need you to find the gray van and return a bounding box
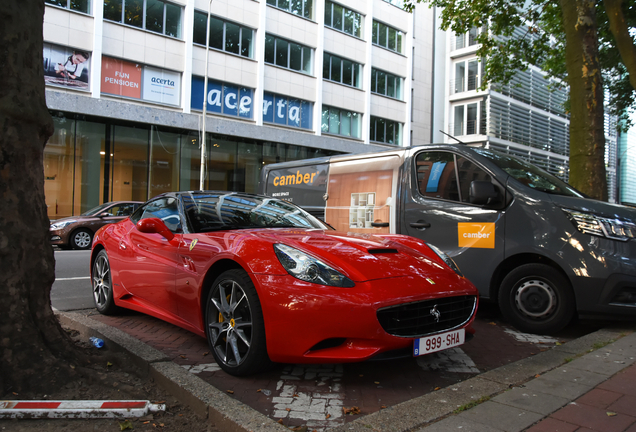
[259,144,636,334]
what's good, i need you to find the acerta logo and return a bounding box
[457,223,495,249]
[272,170,318,187]
[151,77,175,86]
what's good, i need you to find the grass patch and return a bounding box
[453,396,490,414]
[589,340,615,352]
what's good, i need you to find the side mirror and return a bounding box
[469,181,499,205]
[98,212,110,218]
[137,218,175,241]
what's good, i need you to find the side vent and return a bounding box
[368,248,399,254]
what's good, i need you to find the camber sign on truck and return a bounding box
[260,144,636,335]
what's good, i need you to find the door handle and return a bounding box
[410,220,431,229]
[371,222,389,227]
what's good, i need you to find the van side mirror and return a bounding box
[137,217,175,241]
[469,181,499,205]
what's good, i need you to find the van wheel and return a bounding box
[498,263,575,335]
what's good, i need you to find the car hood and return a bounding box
[246,229,459,283]
[50,216,82,225]
[550,195,636,222]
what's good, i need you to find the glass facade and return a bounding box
[45,112,340,220]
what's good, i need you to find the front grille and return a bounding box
[377,295,476,337]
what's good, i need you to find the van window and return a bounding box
[416,152,459,201]
[416,152,493,204]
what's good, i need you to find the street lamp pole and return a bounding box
[200,0,213,190]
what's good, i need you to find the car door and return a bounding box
[118,197,182,315]
[402,149,506,297]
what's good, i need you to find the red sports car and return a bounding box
[91,191,478,376]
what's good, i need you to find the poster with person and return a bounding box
[43,43,90,90]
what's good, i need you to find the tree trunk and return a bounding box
[0,0,77,395]
[560,0,607,201]
[604,0,636,92]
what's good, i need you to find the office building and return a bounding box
[44,0,436,219]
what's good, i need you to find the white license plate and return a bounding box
[413,329,465,356]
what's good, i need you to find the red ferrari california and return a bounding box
[91,191,478,376]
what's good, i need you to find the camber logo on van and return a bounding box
[457,223,495,249]
[272,170,318,187]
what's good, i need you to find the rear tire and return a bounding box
[499,263,575,335]
[204,269,271,376]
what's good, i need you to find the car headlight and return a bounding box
[426,243,464,277]
[50,220,76,230]
[563,209,636,242]
[274,244,355,287]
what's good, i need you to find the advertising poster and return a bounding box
[191,76,253,119]
[265,163,330,215]
[263,93,312,129]
[43,43,90,90]
[101,56,142,99]
[142,66,181,105]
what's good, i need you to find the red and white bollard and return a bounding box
[0,400,166,419]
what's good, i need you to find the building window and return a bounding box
[265,34,312,74]
[452,59,480,93]
[453,27,481,50]
[266,0,313,20]
[372,21,403,54]
[104,0,182,38]
[263,93,313,129]
[371,68,402,99]
[323,53,362,88]
[324,1,361,38]
[370,116,402,145]
[452,102,485,136]
[321,106,362,138]
[193,11,254,58]
[382,0,404,8]
[45,0,90,13]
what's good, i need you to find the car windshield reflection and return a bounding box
[182,192,330,233]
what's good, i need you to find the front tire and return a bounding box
[92,250,120,314]
[498,263,575,335]
[205,269,270,376]
[71,229,93,250]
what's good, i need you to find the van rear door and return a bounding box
[402,148,506,297]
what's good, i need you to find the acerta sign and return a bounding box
[191,76,253,119]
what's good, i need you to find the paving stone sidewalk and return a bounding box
[57,310,636,432]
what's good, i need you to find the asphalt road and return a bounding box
[51,249,93,311]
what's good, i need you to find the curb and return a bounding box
[56,309,634,432]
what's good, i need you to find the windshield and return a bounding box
[182,192,331,233]
[475,149,584,198]
[80,202,113,216]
